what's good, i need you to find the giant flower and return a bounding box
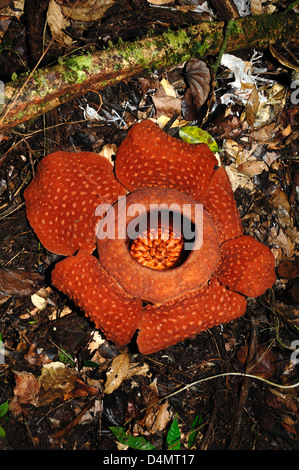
[24,119,276,354]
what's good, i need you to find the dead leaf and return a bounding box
[38,362,77,405]
[160,78,176,98]
[104,353,130,394]
[61,0,115,21]
[237,159,268,177]
[151,78,181,118]
[13,371,40,406]
[269,43,299,72]
[182,59,211,120]
[24,343,52,366]
[0,0,11,8]
[271,227,295,258]
[251,0,263,15]
[126,362,150,380]
[0,266,43,298]
[277,259,299,279]
[246,87,260,126]
[235,344,278,379]
[152,94,181,118]
[147,0,174,4]
[47,0,73,46]
[141,381,171,433]
[31,286,52,310]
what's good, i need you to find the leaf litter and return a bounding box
[0,0,298,451]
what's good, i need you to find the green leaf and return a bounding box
[188,414,203,448]
[0,399,8,419]
[0,426,6,439]
[179,126,219,152]
[110,427,156,450]
[166,416,181,450]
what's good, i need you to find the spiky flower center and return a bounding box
[130,224,185,270]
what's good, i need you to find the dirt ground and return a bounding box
[0,0,298,451]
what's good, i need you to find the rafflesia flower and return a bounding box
[24,119,276,354]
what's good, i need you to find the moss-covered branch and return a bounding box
[0,12,298,132]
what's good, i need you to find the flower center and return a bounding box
[129,210,192,270]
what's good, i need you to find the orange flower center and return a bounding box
[130,225,185,270]
[129,210,192,270]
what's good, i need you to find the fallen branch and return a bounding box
[0,12,298,132]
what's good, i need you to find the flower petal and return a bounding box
[137,279,247,354]
[24,151,126,256]
[217,235,276,297]
[115,119,218,201]
[51,250,143,346]
[203,166,243,244]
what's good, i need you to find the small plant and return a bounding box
[0,399,9,439]
[110,413,203,450]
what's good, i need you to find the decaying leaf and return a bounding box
[246,86,260,126]
[38,362,77,405]
[253,83,287,129]
[184,59,211,108]
[237,159,268,177]
[277,258,299,280]
[269,43,299,72]
[0,266,43,298]
[221,53,255,91]
[152,78,181,118]
[13,371,40,407]
[235,344,278,379]
[146,0,174,4]
[250,0,263,15]
[31,287,52,310]
[183,59,211,117]
[104,353,130,394]
[61,0,115,21]
[141,381,171,433]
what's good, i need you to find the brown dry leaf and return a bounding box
[38,362,77,405]
[126,362,150,380]
[152,79,181,118]
[160,78,176,98]
[61,0,114,21]
[251,0,263,15]
[270,227,295,258]
[47,0,73,46]
[143,381,171,433]
[13,371,40,406]
[0,266,43,298]
[237,159,268,177]
[104,353,130,394]
[152,95,181,118]
[270,189,293,227]
[277,258,299,280]
[236,344,278,379]
[246,86,260,126]
[269,43,299,72]
[24,343,52,366]
[266,390,299,415]
[184,59,211,108]
[31,286,52,310]
[0,0,10,8]
[147,0,174,4]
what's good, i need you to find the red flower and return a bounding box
[24,120,276,354]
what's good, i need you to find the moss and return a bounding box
[58,54,93,84]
